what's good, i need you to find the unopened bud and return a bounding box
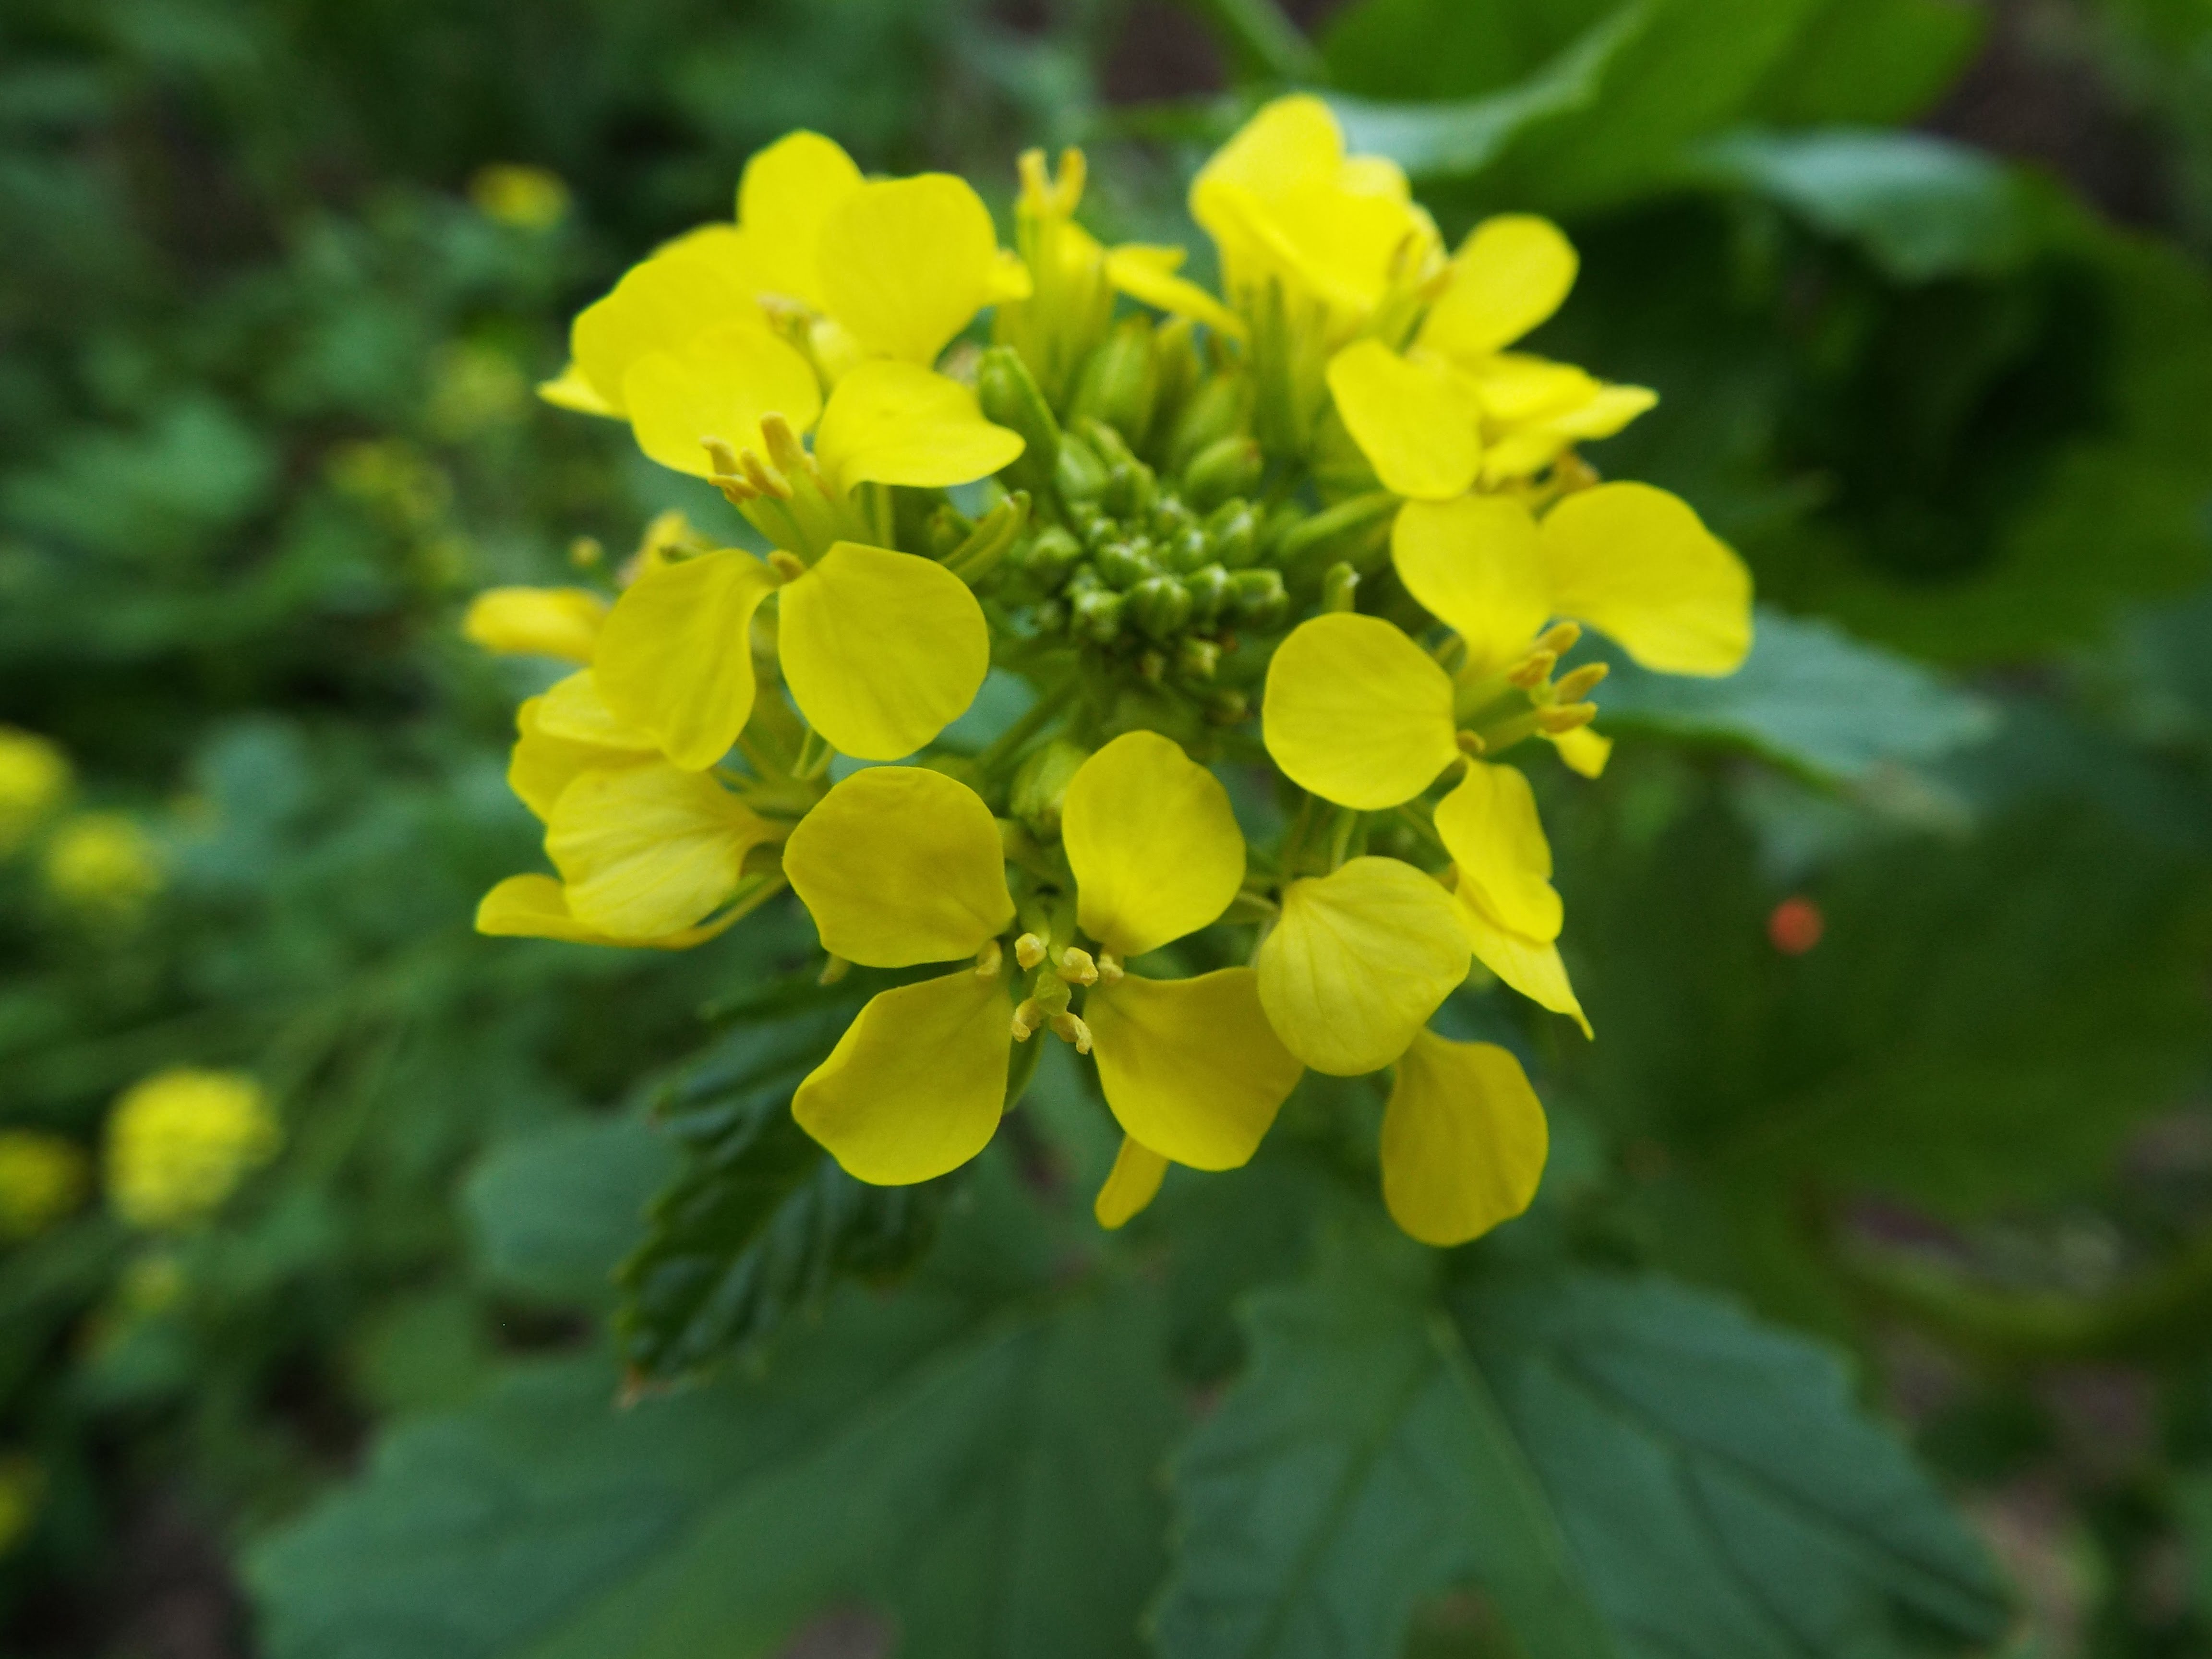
[1054,432,1109,505]
[1058,946,1099,986]
[1176,635,1221,681]
[1538,701,1599,733]
[1096,539,1157,590]
[1014,525,1083,589]
[975,346,1061,490]
[1163,527,1212,574]
[1102,457,1157,520]
[1181,434,1263,513]
[1070,315,1160,448]
[1228,567,1287,631]
[1013,932,1049,971]
[1552,661,1610,703]
[1321,562,1359,613]
[1183,563,1231,626]
[1164,373,1252,474]
[1153,316,1201,431]
[1071,587,1125,644]
[1206,501,1261,568]
[1129,574,1193,641]
[1050,1010,1094,1055]
[1203,687,1250,725]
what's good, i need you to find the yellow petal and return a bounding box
[571,234,764,412]
[461,586,608,663]
[777,542,989,761]
[595,549,778,770]
[1257,858,1470,1076]
[1087,969,1302,1170]
[508,692,651,821]
[810,362,1024,494]
[1455,893,1591,1038]
[546,763,776,939]
[1262,614,1458,811]
[473,873,721,950]
[736,130,863,310]
[1390,495,1550,677]
[781,764,1013,967]
[1432,764,1561,942]
[1419,216,1578,361]
[817,174,1003,364]
[537,363,619,416]
[1467,354,1601,424]
[1324,342,1481,501]
[1547,726,1611,779]
[532,670,660,752]
[1194,94,1344,202]
[1063,731,1244,959]
[793,968,1012,1183]
[623,320,824,480]
[1094,1136,1169,1230]
[988,248,1034,302]
[1103,245,1246,339]
[1541,483,1753,676]
[1382,1030,1548,1247]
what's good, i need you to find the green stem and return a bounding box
[1177,0,1323,84]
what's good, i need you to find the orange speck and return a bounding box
[1768,895,1824,955]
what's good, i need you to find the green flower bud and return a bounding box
[1202,686,1250,725]
[1183,562,1232,625]
[1321,560,1360,613]
[1181,435,1263,513]
[1015,525,1083,587]
[1164,373,1252,475]
[1176,636,1221,681]
[1102,458,1157,520]
[1163,526,1212,574]
[1095,538,1158,590]
[1010,738,1092,836]
[1206,501,1260,568]
[1229,567,1288,631]
[1055,432,1109,505]
[1065,560,1105,596]
[1152,316,1201,437]
[1149,496,1197,540]
[975,345,1061,501]
[1071,587,1126,644]
[1069,315,1159,450]
[1127,574,1193,641]
[1033,597,1068,635]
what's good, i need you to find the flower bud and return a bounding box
[1181,435,1263,513]
[1229,567,1288,631]
[1202,686,1250,725]
[975,345,1061,472]
[1176,636,1221,681]
[1055,432,1109,505]
[1102,458,1157,520]
[1163,527,1212,574]
[1010,739,1092,835]
[1149,496,1197,541]
[1164,373,1252,474]
[1183,562,1232,625]
[1069,315,1159,450]
[1071,587,1126,644]
[1206,501,1261,568]
[1014,525,1084,588]
[1096,538,1158,590]
[1128,574,1193,641]
[1152,316,1201,435]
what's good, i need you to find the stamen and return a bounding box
[1094,951,1125,985]
[1537,621,1583,657]
[768,550,806,583]
[759,413,818,483]
[1455,730,1488,756]
[974,939,1003,978]
[1050,1011,1093,1055]
[1538,701,1599,733]
[1014,932,1048,971]
[740,448,792,500]
[1552,661,1610,703]
[1058,947,1099,986]
[1011,999,1043,1042]
[1508,649,1557,689]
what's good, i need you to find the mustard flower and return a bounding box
[106,1069,280,1231]
[0,727,69,857]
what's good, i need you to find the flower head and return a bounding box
[43,812,162,915]
[105,1070,280,1231]
[0,728,69,857]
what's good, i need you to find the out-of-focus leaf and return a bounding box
[465,1116,675,1307]
[1154,1244,1617,1659]
[249,1181,1178,1659]
[1591,606,1998,785]
[1693,129,2030,282]
[1327,5,1649,180]
[613,972,949,1384]
[1458,1268,2012,1658]
[1741,0,1986,127]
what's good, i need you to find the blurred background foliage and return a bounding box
[4,0,2212,1655]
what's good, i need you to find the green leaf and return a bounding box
[1326,5,1650,180]
[1590,606,1998,786]
[1154,1243,1616,1659]
[465,1116,676,1308]
[613,973,949,1384]
[1740,0,1986,128]
[1692,130,2030,283]
[248,1174,1180,1659]
[1457,1269,2012,1658]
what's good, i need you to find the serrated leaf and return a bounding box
[465,1116,676,1307]
[248,1172,1179,1659]
[1692,130,2030,283]
[613,972,949,1383]
[1457,1269,2012,1658]
[1154,1245,1615,1659]
[1591,606,1998,786]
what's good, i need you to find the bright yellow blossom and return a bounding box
[43,813,162,914]
[0,727,70,856]
[106,1069,280,1231]
[1381,1032,1547,1246]
[0,1131,89,1240]
[462,586,608,662]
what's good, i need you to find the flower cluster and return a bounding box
[105,1069,280,1232]
[469,96,1752,1246]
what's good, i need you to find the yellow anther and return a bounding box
[1095,951,1125,984]
[1014,932,1048,971]
[1058,946,1099,986]
[1537,621,1583,657]
[974,939,1003,979]
[702,437,756,501]
[1050,1010,1093,1055]
[768,550,807,583]
[818,955,850,986]
[1538,701,1599,734]
[740,448,793,501]
[1012,999,1044,1042]
[1507,649,1557,690]
[1455,729,1488,756]
[1552,661,1610,703]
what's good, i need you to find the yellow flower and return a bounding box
[0,727,70,856]
[43,813,162,914]
[1191,95,1440,344]
[461,586,608,663]
[1381,1032,1547,1246]
[1261,613,1587,1031]
[468,163,570,230]
[1323,215,1656,493]
[0,1131,88,1240]
[105,1069,280,1231]
[781,737,1301,1186]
